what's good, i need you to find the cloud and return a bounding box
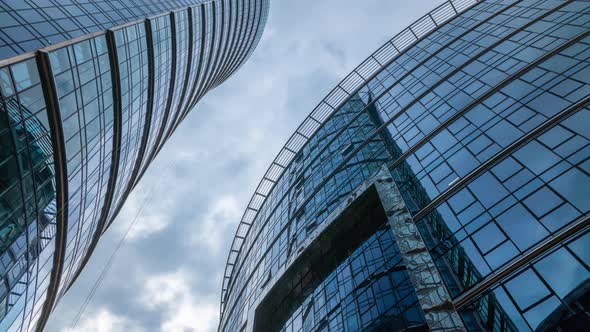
[114,189,172,241]
[67,308,142,332]
[141,271,218,332]
[191,195,242,255]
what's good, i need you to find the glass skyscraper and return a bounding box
[220,0,590,331]
[0,0,269,330]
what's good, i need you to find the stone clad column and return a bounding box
[373,165,466,332]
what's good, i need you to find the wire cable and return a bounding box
[69,164,168,329]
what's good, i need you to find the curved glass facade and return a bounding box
[0,0,269,330]
[220,0,590,331]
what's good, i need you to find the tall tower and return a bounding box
[0,0,270,330]
[220,0,590,331]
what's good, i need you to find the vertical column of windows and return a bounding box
[214,0,242,86]
[47,36,114,301]
[106,23,149,223]
[184,3,214,115]
[220,0,256,83]
[177,5,203,121]
[205,0,225,94]
[162,9,194,140]
[136,15,172,174]
[0,58,56,331]
[190,2,218,107]
[160,9,190,141]
[205,0,231,91]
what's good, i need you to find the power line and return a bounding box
[70,165,168,329]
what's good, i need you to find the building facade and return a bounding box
[0,0,269,330]
[220,0,590,331]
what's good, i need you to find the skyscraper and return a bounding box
[220,0,590,331]
[0,0,269,330]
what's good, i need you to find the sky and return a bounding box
[46,0,445,331]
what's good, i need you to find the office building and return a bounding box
[220,0,590,331]
[0,0,270,330]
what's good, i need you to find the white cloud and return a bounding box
[67,308,142,332]
[115,187,174,241]
[191,195,242,255]
[141,271,218,332]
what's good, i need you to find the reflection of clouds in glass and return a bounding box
[550,168,590,213]
[496,204,548,251]
[535,248,588,299]
[505,269,549,310]
[523,296,560,329]
[568,231,590,267]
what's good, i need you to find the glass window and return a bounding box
[505,269,549,310]
[549,168,590,213]
[535,248,588,298]
[523,187,563,218]
[468,173,508,208]
[496,204,548,251]
[514,141,561,175]
[527,92,569,118]
[472,222,505,253]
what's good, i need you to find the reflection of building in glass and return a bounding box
[1,98,54,252]
[0,0,269,330]
[0,98,55,323]
[220,1,590,331]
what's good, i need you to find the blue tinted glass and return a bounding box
[468,173,508,208]
[549,168,590,212]
[535,248,588,298]
[505,269,549,310]
[496,205,548,251]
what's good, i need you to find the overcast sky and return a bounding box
[46,0,444,331]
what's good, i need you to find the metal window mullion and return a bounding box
[126,19,156,198]
[147,15,178,160]
[454,213,590,308]
[206,0,233,90]
[164,8,195,139]
[412,94,590,222]
[33,50,70,332]
[390,27,590,175]
[194,0,226,104]
[219,0,258,83]
[216,0,246,84]
[212,0,240,88]
[0,86,35,332]
[61,28,123,299]
[162,1,218,146]
[175,4,208,129]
